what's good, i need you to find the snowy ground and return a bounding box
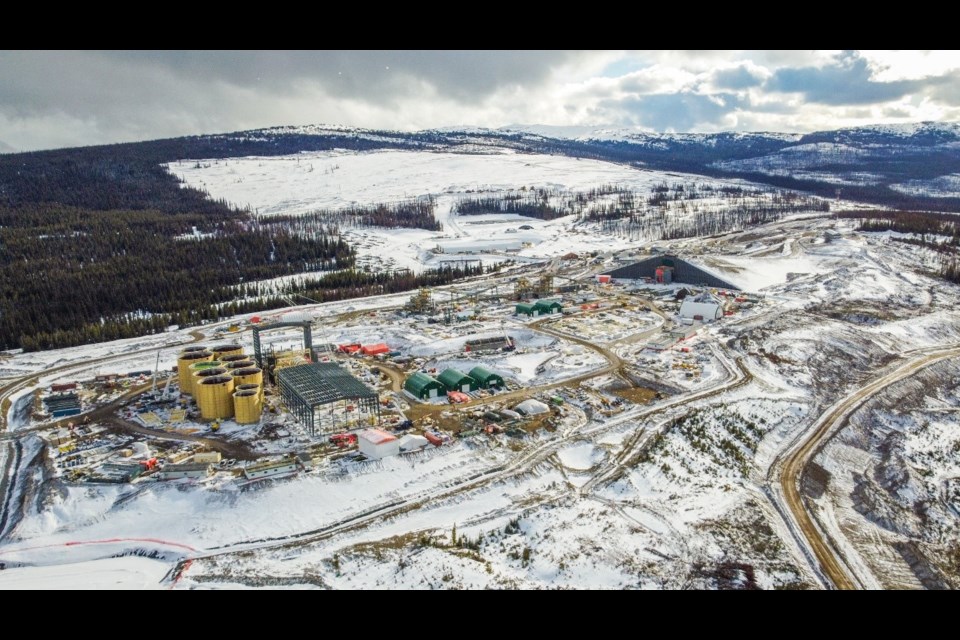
[0,557,170,590]
[168,149,787,275]
[3,160,959,588]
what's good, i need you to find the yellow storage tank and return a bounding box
[225,359,255,372]
[197,374,235,420]
[233,368,265,401]
[177,351,213,395]
[233,387,262,424]
[219,354,249,366]
[181,345,208,354]
[189,361,222,393]
[232,366,264,388]
[211,344,244,359]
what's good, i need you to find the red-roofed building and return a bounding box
[360,343,390,356]
[358,428,400,460]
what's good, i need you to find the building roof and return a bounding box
[404,372,445,395]
[515,399,550,415]
[278,362,377,408]
[163,462,211,473]
[44,393,81,412]
[398,434,429,450]
[245,458,298,472]
[689,292,722,305]
[516,303,537,313]
[534,299,562,310]
[359,428,397,445]
[361,343,390,355]
[437,368,474,389]
[468,366,504,383]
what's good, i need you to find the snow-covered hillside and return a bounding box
[169,149,822,276]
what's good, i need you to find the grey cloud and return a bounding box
[0,50,585,149]
[711,65,765,90]
[768,51,928,105]
[602,92,746,130]
[94,50,577,103]
[928,75,960,104]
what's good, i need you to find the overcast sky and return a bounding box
[1,50,959,152]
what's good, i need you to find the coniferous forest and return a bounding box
[0,134,444,351]
[5,123,960,351]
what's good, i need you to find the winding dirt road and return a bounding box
[772,344,960,590]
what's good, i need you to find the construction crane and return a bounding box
[151,351,161,394]
[501,321,516,351]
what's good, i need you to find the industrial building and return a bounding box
[469,366,504,389]
[158,462,213,480]
[437,369,478,393]
[603,255,740,290]
[360,343,390,356]
[358,428,400,460]
[679,292,724,321]
[398,433,430,452]
[534,300,563,315]
[242,458,298,480]
[277,362,380,435]
[404,372,446,400]
[464,335,514,352]
[515,303,538,317]
[100,463,144,483]
[44,393,81,418]
[515,300,563,317]
[515,399,550,416]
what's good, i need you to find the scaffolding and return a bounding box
[277,363,380,436]
[406,288,434,314]
[252,321,315,370]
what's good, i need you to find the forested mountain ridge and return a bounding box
[2,121,959,351]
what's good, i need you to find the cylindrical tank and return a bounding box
[233,387,262,424]
[219,354,249,365]
[224,359,255,372]
[181,345,207,354]
[197,374,235,420]
[193,366,227,389]
[188,360,222,393]
[232,366,263,387]
[177,351,213,395]
[211,344,244,359]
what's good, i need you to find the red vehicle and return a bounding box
[448,391,470,404]
[329,433,358,447]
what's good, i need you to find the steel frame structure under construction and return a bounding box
[277,362,379,435]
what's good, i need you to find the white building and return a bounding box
[243,458,299,480]
[398,434,429,452]
[358,428,400,460]
[679,292,723,321]
[514,399,550,416]
[158,462,212,480]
